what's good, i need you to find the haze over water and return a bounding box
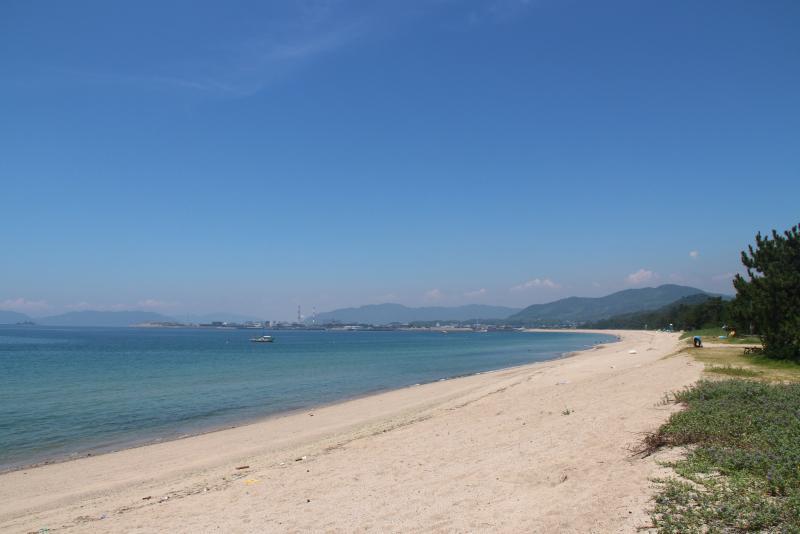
[0,326,614,470]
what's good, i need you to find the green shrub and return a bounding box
[646,380,800,532]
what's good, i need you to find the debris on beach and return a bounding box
[141,496,152,501]
[628,349,638,354]
[235,465,250,470]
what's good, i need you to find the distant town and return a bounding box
[132,320,531,332]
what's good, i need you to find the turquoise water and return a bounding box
[0,326,615,470]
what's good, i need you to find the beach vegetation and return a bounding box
[731,223,800,361]
[686,347,800,382]
[587,295,733,331]
[645,379,800,532]
[703,364,761,378]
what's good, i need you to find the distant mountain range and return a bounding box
[0,310,177,327]
[584,293,722,329]
[310,304,522,325]
[37,311,177,327]
[311,285,712,326]
[0,310,31,324]
[0,284,721,327]
[507,284,711,325]
[0,310,268,327]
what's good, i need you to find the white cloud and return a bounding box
[424,288,444,301]
[136,299,178,310]
[511,278,560,291]
[0,297,51,313]
[463,288,487,298]
[65,301,124,311]
[626,269,658,285]
[689,250,699,259]
[65,301,98,311]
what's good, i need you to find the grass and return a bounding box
[680,328,762,345]
[686,346,800,382]
[704,364,762,378]
[645,379,800,533]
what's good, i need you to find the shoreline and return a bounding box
[0,330,700,533]
[0,330,617,475]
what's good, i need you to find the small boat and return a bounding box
[250,335,274,343]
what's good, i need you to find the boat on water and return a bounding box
[250,335,274,343]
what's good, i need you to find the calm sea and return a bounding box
[0,326,615,470]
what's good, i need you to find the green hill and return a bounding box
[507,284,709,325]
[585,294,729,329]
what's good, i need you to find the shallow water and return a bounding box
[0,326,615,470]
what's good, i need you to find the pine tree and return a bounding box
[732,223,800,360]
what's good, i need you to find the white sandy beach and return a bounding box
[0,330,700,533]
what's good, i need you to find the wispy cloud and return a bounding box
[511,278,560,291]
[41,3,375,98]
[689,250,699,259]
[460,0,537,27]
[463,288,487,298]
[0,297,51,313]
[62,300,179,312]
[65,301,129,312]
[265,22,365,62]
[424,288,444,301]
[712,272,738,282]
[626,269,659,285]
[136,6,371,97]
[137,299,179,310]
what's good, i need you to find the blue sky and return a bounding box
[1,0,798,320]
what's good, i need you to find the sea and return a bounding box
[0,326,616,471]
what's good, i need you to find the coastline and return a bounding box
[0,330,700,532]
[0,330,616,475]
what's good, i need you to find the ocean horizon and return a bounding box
[0,326,615,471]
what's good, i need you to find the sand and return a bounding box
[0,330,700,533]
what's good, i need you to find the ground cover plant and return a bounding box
[645,379,800,532]
[685,347,800,383]
[704,364,762,378]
